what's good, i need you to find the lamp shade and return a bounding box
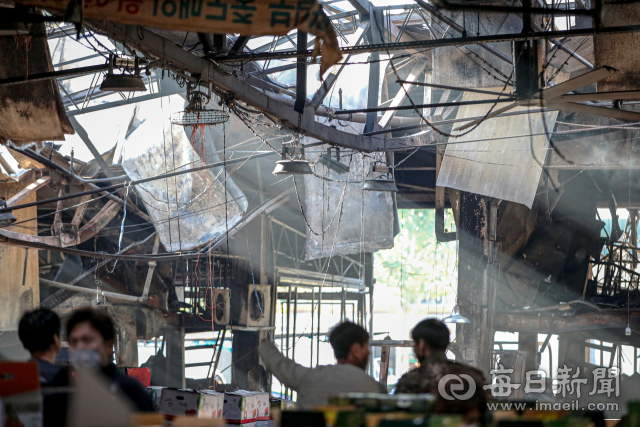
[100,73,146,92]
[363,178,398,192]
[443,305,470,324]
[272,159,313,175]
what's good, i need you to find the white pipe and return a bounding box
[40,278,143,303]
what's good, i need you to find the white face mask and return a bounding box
[70,349,102,370]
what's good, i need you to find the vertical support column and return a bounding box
[364,253,375,375]
[294,30,308,113]
[558,334,586,368]
[481,202,500,375]
[232,331,261,390]
[379,345,390,389]
[422,71,432,121]
[364,6,382,134]
[109,306,138,368]
[165,326,185,389]
[357,289,364,326]
[519,332,539,373]
[316,286,322,367]
[232,213,267,390]
[456,192,489,368]
[311,287,315,367]
[213,34,225,51]
[260,215,270,286]
[292,287,298,363]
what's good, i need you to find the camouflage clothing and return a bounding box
[395,354,490,416]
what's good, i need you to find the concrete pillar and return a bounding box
[518,332,538,373]
[165,326,185,388]
[232,330,260,389]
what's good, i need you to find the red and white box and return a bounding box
[223,391,269,424]
[197,390,224,419]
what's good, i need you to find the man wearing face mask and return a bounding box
[66,309,154,412]
[395,319,489,425]
[259,321,385,409]
[18,308,69,427]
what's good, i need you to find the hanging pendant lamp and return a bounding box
[443,305,470,324]
[363,163,398,192]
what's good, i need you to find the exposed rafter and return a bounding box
[89,21,435,152]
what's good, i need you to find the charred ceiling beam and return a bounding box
[495,310,640,334]
[430,0,596,17]
[0,64,108,87]
[364,5,383,134]
[215,24,640,62]
[88,21,432,151]
[197,33,215,55]
[230,35,251,54]
[294,30,308,113]
[67,116,116,179]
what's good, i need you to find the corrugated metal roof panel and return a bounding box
[437,91,558,208]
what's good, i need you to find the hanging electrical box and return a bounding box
[211,288,230,326]
[230,284,271,327]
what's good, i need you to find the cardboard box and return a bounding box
[197,390,224,419]
[147,387,199,416]
[0,362,42,427]
[253,393,270,421]
[223,391,269,424]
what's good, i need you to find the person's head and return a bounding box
[18,308,62,361]
[411,318,450,362]
[66,309,115,366]
[328,321,370,370]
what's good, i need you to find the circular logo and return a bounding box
[438,374,477,401]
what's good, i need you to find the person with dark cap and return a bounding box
[18,308,69,427]
[395,318,489,424]
[66,308,154,412]
[259,321,385,409]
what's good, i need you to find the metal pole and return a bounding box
[280,296,284,398]
[317,287,322,367]
[369,281,374,375]
[362,288,367,328]
[340,286,346,322]
[292,287,298,365]
[286,285,291,399]
[310,287,315,367]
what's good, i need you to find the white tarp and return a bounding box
[303,124,395,260]
[117,95,246,252]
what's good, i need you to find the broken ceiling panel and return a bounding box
[303,126,395,260]
[0,22,73,145]
[117,96,246,252]
[437,90,559,208]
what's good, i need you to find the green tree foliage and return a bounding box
[374,209,457,306]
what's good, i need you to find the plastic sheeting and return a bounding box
[303,129,395,260]
[117,95,246,252]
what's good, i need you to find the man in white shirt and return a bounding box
[259,321,386,409]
